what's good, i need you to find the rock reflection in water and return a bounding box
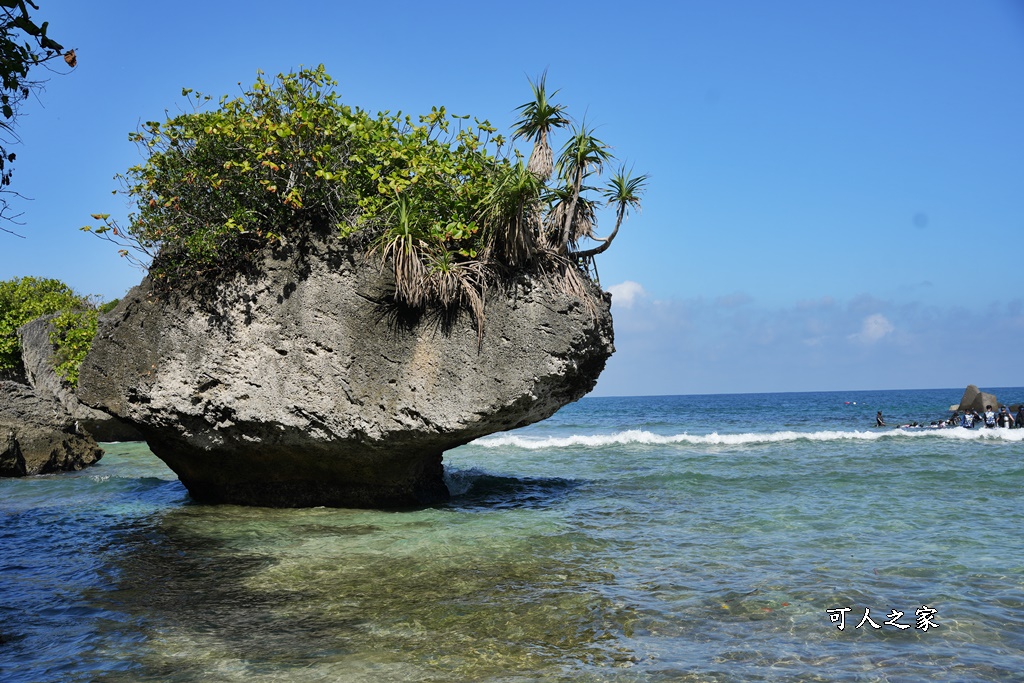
[80,469,641,682]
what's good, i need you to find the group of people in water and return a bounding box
[876,405,1024,429]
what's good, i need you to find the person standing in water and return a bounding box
[984,405,997,428]
[876,411,886,427]
[997,407,1013,428]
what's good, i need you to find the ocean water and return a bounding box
[2,387,1024,682]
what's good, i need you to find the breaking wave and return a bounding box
[473,426,1024,449]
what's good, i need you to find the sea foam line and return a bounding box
[473,427,1024,449]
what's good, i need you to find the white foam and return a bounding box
[472,426,1024,449]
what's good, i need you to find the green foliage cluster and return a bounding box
[0,276,96,385]
[86,66,507,280]
[97,298,119,314]
[48,306,97,386]
[86,66,647,334]
[0,1,74,231]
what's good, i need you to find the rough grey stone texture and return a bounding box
[79,235,614,508]
[18,314,143,442]
[957,385,1001,413]
[0,380,104,476]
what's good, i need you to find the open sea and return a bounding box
[3,387,1024,682]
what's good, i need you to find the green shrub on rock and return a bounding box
[86,66,502,278]
[0,276,95,385]
[48,307,98,387]
[85,66,648,331]
[97,299,119,314]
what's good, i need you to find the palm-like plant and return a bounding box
[477,160,543,267]
[554,124,612,253]
[370,194,428,308]
[572,165,648,260]
[512,71,570,183]
[371,196,489,343]
[544,182,598,251]
[423,245,486,345]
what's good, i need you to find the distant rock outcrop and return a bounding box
[79,235,614,508]
[18,315,142,442]
[956,385,1001,413]
[0,380,103,476]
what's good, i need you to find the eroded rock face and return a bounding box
[0,380,103,476]
[79,235,614,508]
[18,315,143,442]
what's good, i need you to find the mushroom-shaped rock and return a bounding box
[78,238,614,508]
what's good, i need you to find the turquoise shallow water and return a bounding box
[2,387,1024,681]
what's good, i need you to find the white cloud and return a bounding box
[849,313,894,344]
[607,281,647,309]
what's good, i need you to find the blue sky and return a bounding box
[1,1,1022,396]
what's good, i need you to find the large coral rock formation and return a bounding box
[78,236,614,508]
[18,315,143,442]
[0,380,104,476]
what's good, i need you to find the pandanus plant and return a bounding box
[554,124,612,254]
[371,73,646,338]
[477,160,544,268]
[374,193,488,343]
[573,166,649,260]
[422,246,486,345]
[370,194,428,309]
[510,74,648,261]
[512,70,570,184]
[545,181,598,252]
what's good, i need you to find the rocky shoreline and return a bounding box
[1,379,102,476]
[2,234,614,508]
